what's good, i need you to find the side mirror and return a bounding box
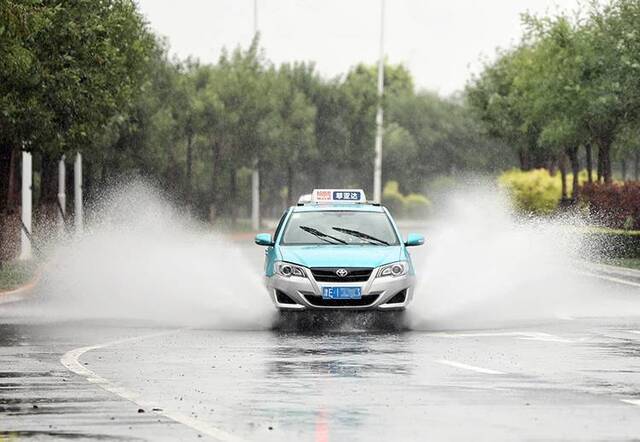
[255,233,274,246]
[405,233,425,247]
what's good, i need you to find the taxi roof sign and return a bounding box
[311,189,367,204]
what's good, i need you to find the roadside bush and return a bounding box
[404,193,432,218]
[498,168,590,214]
[580,182,640,230]
[382,181,431,218]
[498,169,561,214]
[382,181,405,215]
[583,228,640,259]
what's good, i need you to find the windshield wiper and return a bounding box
[331,227,390,245]
[299,225,347,245]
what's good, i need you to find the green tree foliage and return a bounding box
[468,0,640,195]
[1,0,508,232]
[0,0,155,215]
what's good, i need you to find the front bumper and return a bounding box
[264,266,415,311]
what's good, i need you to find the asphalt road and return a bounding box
[1,242,640,441]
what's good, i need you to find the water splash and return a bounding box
[30,181,275,329]
[407,183,640,330]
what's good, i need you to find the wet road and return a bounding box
[1,244,640,440]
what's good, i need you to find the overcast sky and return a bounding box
[136,0,581,95]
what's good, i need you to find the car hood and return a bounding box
[278,245,403,269]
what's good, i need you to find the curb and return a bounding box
[0,269,41,305]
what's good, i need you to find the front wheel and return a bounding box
[272,309,407,332]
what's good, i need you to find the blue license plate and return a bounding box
[322,287,362,300]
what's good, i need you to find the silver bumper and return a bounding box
[264,266,415,311]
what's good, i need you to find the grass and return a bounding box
[0,260,38,291]
[603,258,640,270]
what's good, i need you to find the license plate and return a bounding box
[322,287,362,300]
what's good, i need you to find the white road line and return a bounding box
[435,359,506,375]
[621,399,640,406]
[60,331,244,442]
[576,271,640,288]
[554,314,575,321]
[434,331,574,343]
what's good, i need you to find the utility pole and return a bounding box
[251,0,260,230]
[57,155,66,231]
[74,152,83,234]
[373,0,385,204]
[19,151,32,260]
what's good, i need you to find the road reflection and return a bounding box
[253,324,414,439]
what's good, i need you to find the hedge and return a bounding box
[498,168,589,214]
[382,181,431,218]
[582,228,640,259]
[580,182,640,230]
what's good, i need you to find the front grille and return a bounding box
[304,294,379,308]
[310,267,373,283]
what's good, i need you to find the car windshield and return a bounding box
[281,211,399,246]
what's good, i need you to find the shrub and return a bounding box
[498,168,561,214]
[498,168,590,214]
[583,228,640,259]
[382,181,406,215]
[580,182,640,230]
[382,181,431,218]
[405,193,432,218]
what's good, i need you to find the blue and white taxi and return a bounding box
[254,189,424,310]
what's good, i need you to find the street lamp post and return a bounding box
[373,0,385,204]
[19,151,32,260]
[250,0,260,231]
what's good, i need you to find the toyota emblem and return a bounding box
[336,268,348,277]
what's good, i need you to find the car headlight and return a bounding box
[377,261,408,278]
[276,262,307,278]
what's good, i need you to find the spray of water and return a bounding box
[29,181,275,329]
[408,182,640,330]
[11,180,639,332]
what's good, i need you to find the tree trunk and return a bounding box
[0,144,19,263]
[585,143,593,183]
[567,146,580,200]
[635,151,639,181]
[7,148,18,211]
[559,155,568,201]
[600,140,613,184]
[597,146,603,183]
[518,148,530,171]
[84,159,93,202]
[185,131,193,207]
[286,163,294,207]
[229,168,237,225]
[39,152,59,228]
[0,143,12,213]
[209,140,221,222]
[621,159,627,181]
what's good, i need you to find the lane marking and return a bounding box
[577,261,640,279]
[435,359,505,375]
[576,271,640,288]
[554,314,575,321]
[61,331,244,442]
[434,331,574,343]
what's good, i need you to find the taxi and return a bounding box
[254,189,424,310]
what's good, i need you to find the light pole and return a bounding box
[57,155,66,231]
[373,0,385,204]
[74,152,83,234]
[251,0,261,231]
[19,151,32,260]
